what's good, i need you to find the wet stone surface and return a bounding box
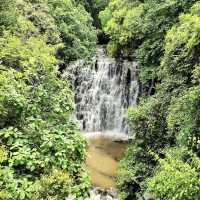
[88,188,118,200]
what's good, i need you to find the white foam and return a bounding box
[83,130,131,141]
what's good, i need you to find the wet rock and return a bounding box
[88,188,118,200]
[66,188,118,200]
[144,193,154,200]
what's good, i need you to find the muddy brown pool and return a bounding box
[86,134,128,188]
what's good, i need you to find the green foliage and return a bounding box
[0,147,8,164]
[146,148,200,200]
[100,0,197,83]
[117,95,175,199]
[117,2,200,199]
[2,0,200,199]
[117,145,157,200]
[0,166,35,200]
[33,168,72,199]
[0,0,18,33]
[0,34,89,198]
[168,87,200,153]
[0,34,57,70]
[160,2,200,92]
[48,0,97,61]
[76,0,109,29]
[0,0,95,198]
[16,0,61,44]
[128,96,174,151]
[160,2,200,154]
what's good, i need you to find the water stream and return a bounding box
[63,46,138,189]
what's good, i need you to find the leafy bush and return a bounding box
[100,0,197,84]
[16,0,60,44]
[160,2,200,154]
[117,95,175,199]
[0,0,18,34]
[168,87,200,153]
[127,96,174,151]
[0,0,93,197]
[0,35,89,198]
[48,0,97,61]
[160,2,200,92]
[117,145,157,200]
[33,168,72,200]
[116,2,200,199]
[146,148,200,200]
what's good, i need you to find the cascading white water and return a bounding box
[63,47,139,133]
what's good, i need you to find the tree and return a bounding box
[100,0,197,84]
[168,87,200,154]
[159,2,200,93]
[0,0,18,34]
[16,0,60,44]
[146,148,200,200]
[117,95,175,199]
[76,0,109,29]
[48,0,97,61]
[116,2,200,199]
[0,21,89,200]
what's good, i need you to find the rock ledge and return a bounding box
[88,187,118,200]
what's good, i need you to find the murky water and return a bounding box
[86,133,128,188]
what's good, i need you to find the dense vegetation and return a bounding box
[100,0,200,199]
[0,0,96,199]
[76,0,109,43]
[1,0,200,199]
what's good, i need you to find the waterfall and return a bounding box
[63,47,139,133]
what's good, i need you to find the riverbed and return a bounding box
[86,132,128,188]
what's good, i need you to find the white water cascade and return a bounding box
[63,47,139,134]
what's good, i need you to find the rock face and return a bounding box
[88,188,118,200]
[66,188,118,200]
[63,46,139,133]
